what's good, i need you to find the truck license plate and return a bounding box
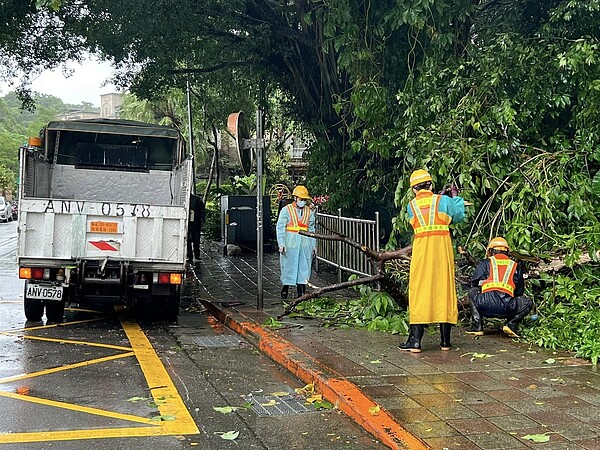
[26,285,64,301]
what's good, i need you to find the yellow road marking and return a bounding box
[0,352,135,384]
[65,307,104,314]
[1,333,133,351]
[0,318,104,333]
[0,316,200,443]
[0,390,155,425]
[120,319,199,435]
[0,426,190,443]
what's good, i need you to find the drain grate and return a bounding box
[243,394,314,416]
[191,335,244,348]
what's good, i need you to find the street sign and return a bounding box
[227,111,252,175]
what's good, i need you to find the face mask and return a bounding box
[296,200,306,208]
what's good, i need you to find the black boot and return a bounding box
[466,299,484,336]
[296,284,306,298]
[399,325,424,353]
[503,308,529,338]
[281,285,289,299]
[440,323,452,350]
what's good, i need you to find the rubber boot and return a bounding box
[399,324,424,353]
[503,308,529,338]
[296,284,306,298]
[281,285,289,299]
[440,323,452,350]
[465,300,484,336]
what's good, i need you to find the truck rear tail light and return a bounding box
[19,268,31,279]
[43,269,51,280]
[32,268,44,279]
[158,273,170,284]
[156,273,182,284]
[169,273,182,285]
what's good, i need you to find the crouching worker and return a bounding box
[276,185,316,299]
[466,237,533,338]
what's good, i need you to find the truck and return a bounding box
[17,119,193,322]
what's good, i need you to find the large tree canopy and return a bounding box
[2,0,598,257]
[2,0,600,361]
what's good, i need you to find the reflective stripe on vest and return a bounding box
[285,204,310,233]
[481,257,517,296]
[409,194,450,236]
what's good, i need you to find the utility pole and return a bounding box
[256,80,266,309]
[186,77,195,194]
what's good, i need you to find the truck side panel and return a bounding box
[19,204,186,264]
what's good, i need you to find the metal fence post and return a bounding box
[337,208,342,283]
[315,206,319,273]
[375,211,380,252]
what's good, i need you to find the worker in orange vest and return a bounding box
[466,237,533,338]
[399,169,465,353]
[276,185,316,299]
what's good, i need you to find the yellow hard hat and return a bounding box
[487,237,510,252]
[409,169,432,187]
[292,185,310,199]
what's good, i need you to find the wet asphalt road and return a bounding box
[0,220,386,449]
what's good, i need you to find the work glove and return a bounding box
[450,184,459,198]
[279,246,286,255]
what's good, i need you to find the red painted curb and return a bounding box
[200,300,430,450]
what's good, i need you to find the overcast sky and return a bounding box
[0,57,119,107]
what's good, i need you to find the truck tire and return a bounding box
[24,283,44,321]
[45,301,65,322]
[164,287,181,322]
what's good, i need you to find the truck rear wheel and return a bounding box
[45,301,65,322]
[24,283,44,321]
[24,298,44,321]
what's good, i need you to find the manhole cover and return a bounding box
[191,335,244,348]
[243,394,314,416]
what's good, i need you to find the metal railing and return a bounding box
[315,209,380,282]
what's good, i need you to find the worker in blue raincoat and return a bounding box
[276,185,316,299]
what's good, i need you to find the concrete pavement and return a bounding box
[189,240,600,450]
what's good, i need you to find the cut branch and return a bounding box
[278,274,385,319]
[275,229,412,317]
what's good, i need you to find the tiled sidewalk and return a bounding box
[192,241,600,450]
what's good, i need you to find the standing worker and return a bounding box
[276,185,316,299]
[187,194,206,262]
[466,237,533,338]
[399,169,465,352]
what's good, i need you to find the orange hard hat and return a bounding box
[292,185,310,199]
[487,236,510,252]
[409,169,432,187]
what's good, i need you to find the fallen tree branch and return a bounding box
[278,273,385,319]
[272,230,413,317]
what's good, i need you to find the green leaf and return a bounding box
[150,415,176,421]
[521,433,550,443]
[217,431,240,440]
[126,396,148,402]
[213,406,236,414]
[544,358,556,364]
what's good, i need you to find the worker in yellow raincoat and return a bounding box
[276,185,316,299]
[399,169,465,353]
